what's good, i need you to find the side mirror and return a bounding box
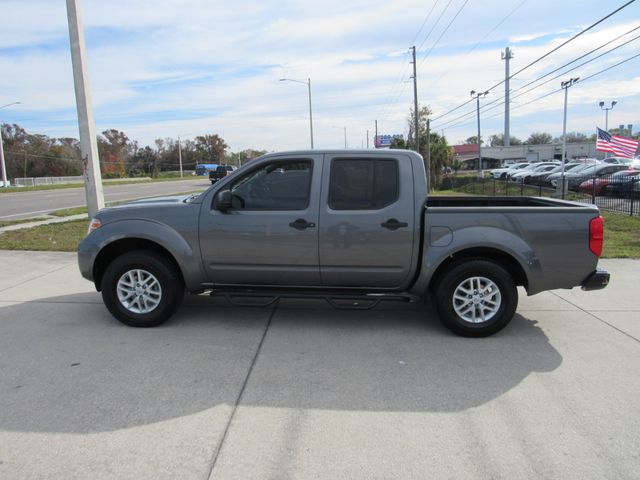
[214,189,232,212]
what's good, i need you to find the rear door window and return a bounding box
[329,158,399,210]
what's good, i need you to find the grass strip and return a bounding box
[0,219,88,251]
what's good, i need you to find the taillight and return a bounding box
[589,216,604,257]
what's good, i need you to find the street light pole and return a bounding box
[560,77,579,197]
[280,78,314,149]
[0,101,20,187]
[470,90,488,177]
[599,100,617,158]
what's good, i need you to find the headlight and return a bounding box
[87,218,102,235]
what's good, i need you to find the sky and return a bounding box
[0,0,639,152]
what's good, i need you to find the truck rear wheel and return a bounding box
[101,250,184,327]
[434,259,518,337]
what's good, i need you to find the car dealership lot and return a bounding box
[0,251,638,480]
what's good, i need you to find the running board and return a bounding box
[210,288,420,310]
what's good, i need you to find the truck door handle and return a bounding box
[289,218,316,230]
[381,218,408,230]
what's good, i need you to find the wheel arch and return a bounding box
[93,238,184,291]
[429,247,528,292]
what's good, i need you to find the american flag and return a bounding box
[596,127,639,158]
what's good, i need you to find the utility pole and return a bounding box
[471,90,489,177]
[374,120,378,148]
[560,78,579,198]
[411,46,419,153]
[426,119,431,192]
[177,136,183,177]
[366,130,369,149]
[344,126,347,149]
[0,101,21,187]
[66,0,104,217]
[502,47,514,146]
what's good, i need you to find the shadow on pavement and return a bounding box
[0,293,562,433]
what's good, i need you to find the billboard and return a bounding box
[375,134,403,148]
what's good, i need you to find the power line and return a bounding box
[378,0,443,121]
[441,51,640,132]
[416,0,455,51]
[515,24,640,92]
[484,0,638,93]
[478,32,640,118]
[431,3,638,126]
[419,0,471,66]
[409,0,442,46]
[434,28,640,129]
[429,0,528,86]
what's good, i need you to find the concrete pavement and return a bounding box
[0,251,638,479]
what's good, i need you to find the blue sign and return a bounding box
[375,134,402,148]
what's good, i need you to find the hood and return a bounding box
[105,194,195,211]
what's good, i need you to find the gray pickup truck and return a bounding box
[78,149,609,337]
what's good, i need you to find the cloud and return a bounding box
[1,0,638,150]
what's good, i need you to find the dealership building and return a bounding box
[453,142,601,169]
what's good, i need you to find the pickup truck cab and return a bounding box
[78,150,609,337]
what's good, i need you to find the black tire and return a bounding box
[434,259,518,337]
[101,250,184,327]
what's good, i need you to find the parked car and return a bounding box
[547,163,601,187]
[603,170,640,197]
[601,156,634,165]
[490,162,529,179]
[525,163,582,185]
[78,149,609,338]
[509,163,560,182]
[566,164,629,190]
[209,165,237,184]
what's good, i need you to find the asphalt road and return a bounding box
[0,178,211,220]
[0,251,638,480]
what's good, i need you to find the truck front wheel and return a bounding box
[101,250,184,327]
[434,260,518,337]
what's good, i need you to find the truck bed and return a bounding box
[426,195,596,210]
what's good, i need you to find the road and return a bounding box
[0,252,638,480]
[0,178,210,219]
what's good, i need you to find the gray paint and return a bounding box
[78,149,604,299]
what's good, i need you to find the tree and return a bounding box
[553,132,589,143]
[465,136,482,145]
[394,105,453,189]
[98,129,132,177]
[195,134,227,163]
[130,146,159,177]
[227,149,268,166]
[525,132,553,144]
[390,135,406,149]
[488,133,523,146]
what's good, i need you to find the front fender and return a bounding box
[78,219,206,292]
